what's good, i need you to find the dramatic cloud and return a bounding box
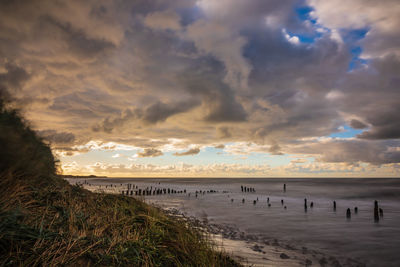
[1,0,399,176]
[144,10,181,31]
[308,0,400,57]
[38,130,75,144]
[173,147,200,156]
[92,100,198,133]
[137,148,163,158]
[350,119,368,130]
[289,139,400,165]
[0,63,30,101]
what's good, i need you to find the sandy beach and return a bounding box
[165,207,364,267]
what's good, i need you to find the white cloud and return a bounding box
[282,28,300,45]
[326,90,344,100]
[308,0,400,57]
[73,141,139,151]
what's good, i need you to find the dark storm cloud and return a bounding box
[92,109,137,133]
[249,97,340,143]
[268,143,283,155]
[0,63,30,91]
[357,112,400,140]
[181,57,247,122]
[0,63,30,101]
[38,130,75,144]
[173,147,200,156]
[290,139,400,165]
[50,93,102,119]
[142,100,199,124]
[93,100,198,133]
[350,119,367,129]
[358,126,400,140]
[244,26,349,97]
[216,127,232,139]
[47,17,116,59]
[137,148,163,158]
[54,146,89,156]
[203,91,247,122]
[335,55,400,141]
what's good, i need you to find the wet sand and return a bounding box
[166,208,364,267]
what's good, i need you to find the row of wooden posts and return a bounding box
[240,184,384,221]
[241,185,256,193]
[80,181,385,222]
[122,187,187,196]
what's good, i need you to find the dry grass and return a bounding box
[0,171,241,266]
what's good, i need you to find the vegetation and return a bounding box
[0,100,240,266]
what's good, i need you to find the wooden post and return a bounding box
[304,198,307,212]
[346,208,351,219]
[374,200,379,222]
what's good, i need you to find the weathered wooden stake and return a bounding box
[374,200,379,222]
[346,208,351,219]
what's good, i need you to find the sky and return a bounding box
[0,0,399,177]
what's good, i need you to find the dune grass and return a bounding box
[0,100,240,266]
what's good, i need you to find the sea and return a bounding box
[66,178,400,267]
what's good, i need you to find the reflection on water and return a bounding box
[68,178,400,267]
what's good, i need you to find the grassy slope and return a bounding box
[0,102,240,266]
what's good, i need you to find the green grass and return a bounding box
[0,100,241,266]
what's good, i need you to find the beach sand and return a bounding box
[166,208,363,267]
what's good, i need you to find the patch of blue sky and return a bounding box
[61,145,294,169]
[348,46,369,71]
[340,28,369,43]
[338,27,370,71]
[263,153,292,167]
[135,146,292,168]
[60,149,137,165]
[329,125,363,138]
[295,5,317,24]
[283,6,323,44]
[143,151,227,166]
[134,150,233,166]
[295,32,321,44]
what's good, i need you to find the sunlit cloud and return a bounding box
[1,0,399,177]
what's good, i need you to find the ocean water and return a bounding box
[69,178,400,266]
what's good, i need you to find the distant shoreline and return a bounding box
[60,174,108,179]
[62,176,400,179]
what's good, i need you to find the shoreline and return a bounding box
[163,207,366,267]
